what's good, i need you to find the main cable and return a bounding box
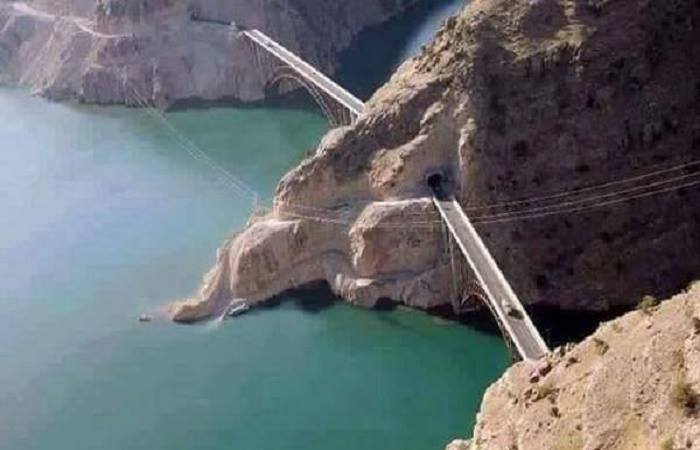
[471,169,700,221]
[473,178,700,225]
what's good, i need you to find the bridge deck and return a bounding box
[242,29,365,117]
[433,196,549,361]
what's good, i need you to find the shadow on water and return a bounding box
[531,305,631,349]
[370,298,427,333]
[371,297,498,336]
[260,280,338,313]
[226,279,626,353]
[168,89,324,114]
[440,302,632,351]
[267,286,507,338]
[366,295,632,350]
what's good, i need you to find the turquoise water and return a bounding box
[0,2,509,449]
[0,89,508,450]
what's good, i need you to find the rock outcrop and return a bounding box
[460,282,700,450]
[0,0,418,107]
[173,0,700,321]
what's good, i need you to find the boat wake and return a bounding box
[202,317,224,333]
[203,300,250,332]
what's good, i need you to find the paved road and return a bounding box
[434,196,549,361]
[242,29,365,117]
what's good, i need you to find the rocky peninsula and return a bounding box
[0,0,419,107]
[172,0,700,322]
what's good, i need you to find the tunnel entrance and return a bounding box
[426,171,447,199]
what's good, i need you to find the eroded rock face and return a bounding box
[0,0,418,107]
[462,284,700,450]
[173,0,700,321]
[171,199,455,321]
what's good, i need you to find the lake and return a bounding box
[0,2,509,449]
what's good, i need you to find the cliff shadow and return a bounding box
[252,281,622,349]
[373,298,505,337]
[530,304,631,349]
[167,89,327,118]
[259,280,338,313]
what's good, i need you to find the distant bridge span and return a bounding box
[242,29,365,126]
[188,15,366,125]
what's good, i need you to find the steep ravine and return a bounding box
[172,0,700,322]
[0,0,419,107]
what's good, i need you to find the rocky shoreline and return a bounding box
[0,0,419,107]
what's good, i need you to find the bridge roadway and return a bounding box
[433,195,550,361]
[242,29,365,117]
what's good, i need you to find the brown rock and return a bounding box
[175,0,700,321]
[456,285,700,450]
[0,0,420,107]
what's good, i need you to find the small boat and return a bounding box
[138,313,153,323]
[225,303,250,318]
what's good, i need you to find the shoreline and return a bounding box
[191,278,629,351]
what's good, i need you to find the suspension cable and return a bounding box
[471,169,700,221]
[473,178,700,225]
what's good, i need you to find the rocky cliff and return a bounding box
[0,0,417,107]
[447,282,700,450]
[172,0,700,322]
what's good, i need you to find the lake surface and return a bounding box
[0,2,509,449]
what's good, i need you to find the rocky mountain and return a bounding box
[448,282,700,450]
[172,0,700,322]
[0,0,417,107]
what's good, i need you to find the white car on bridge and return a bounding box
[501,299,524,319]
